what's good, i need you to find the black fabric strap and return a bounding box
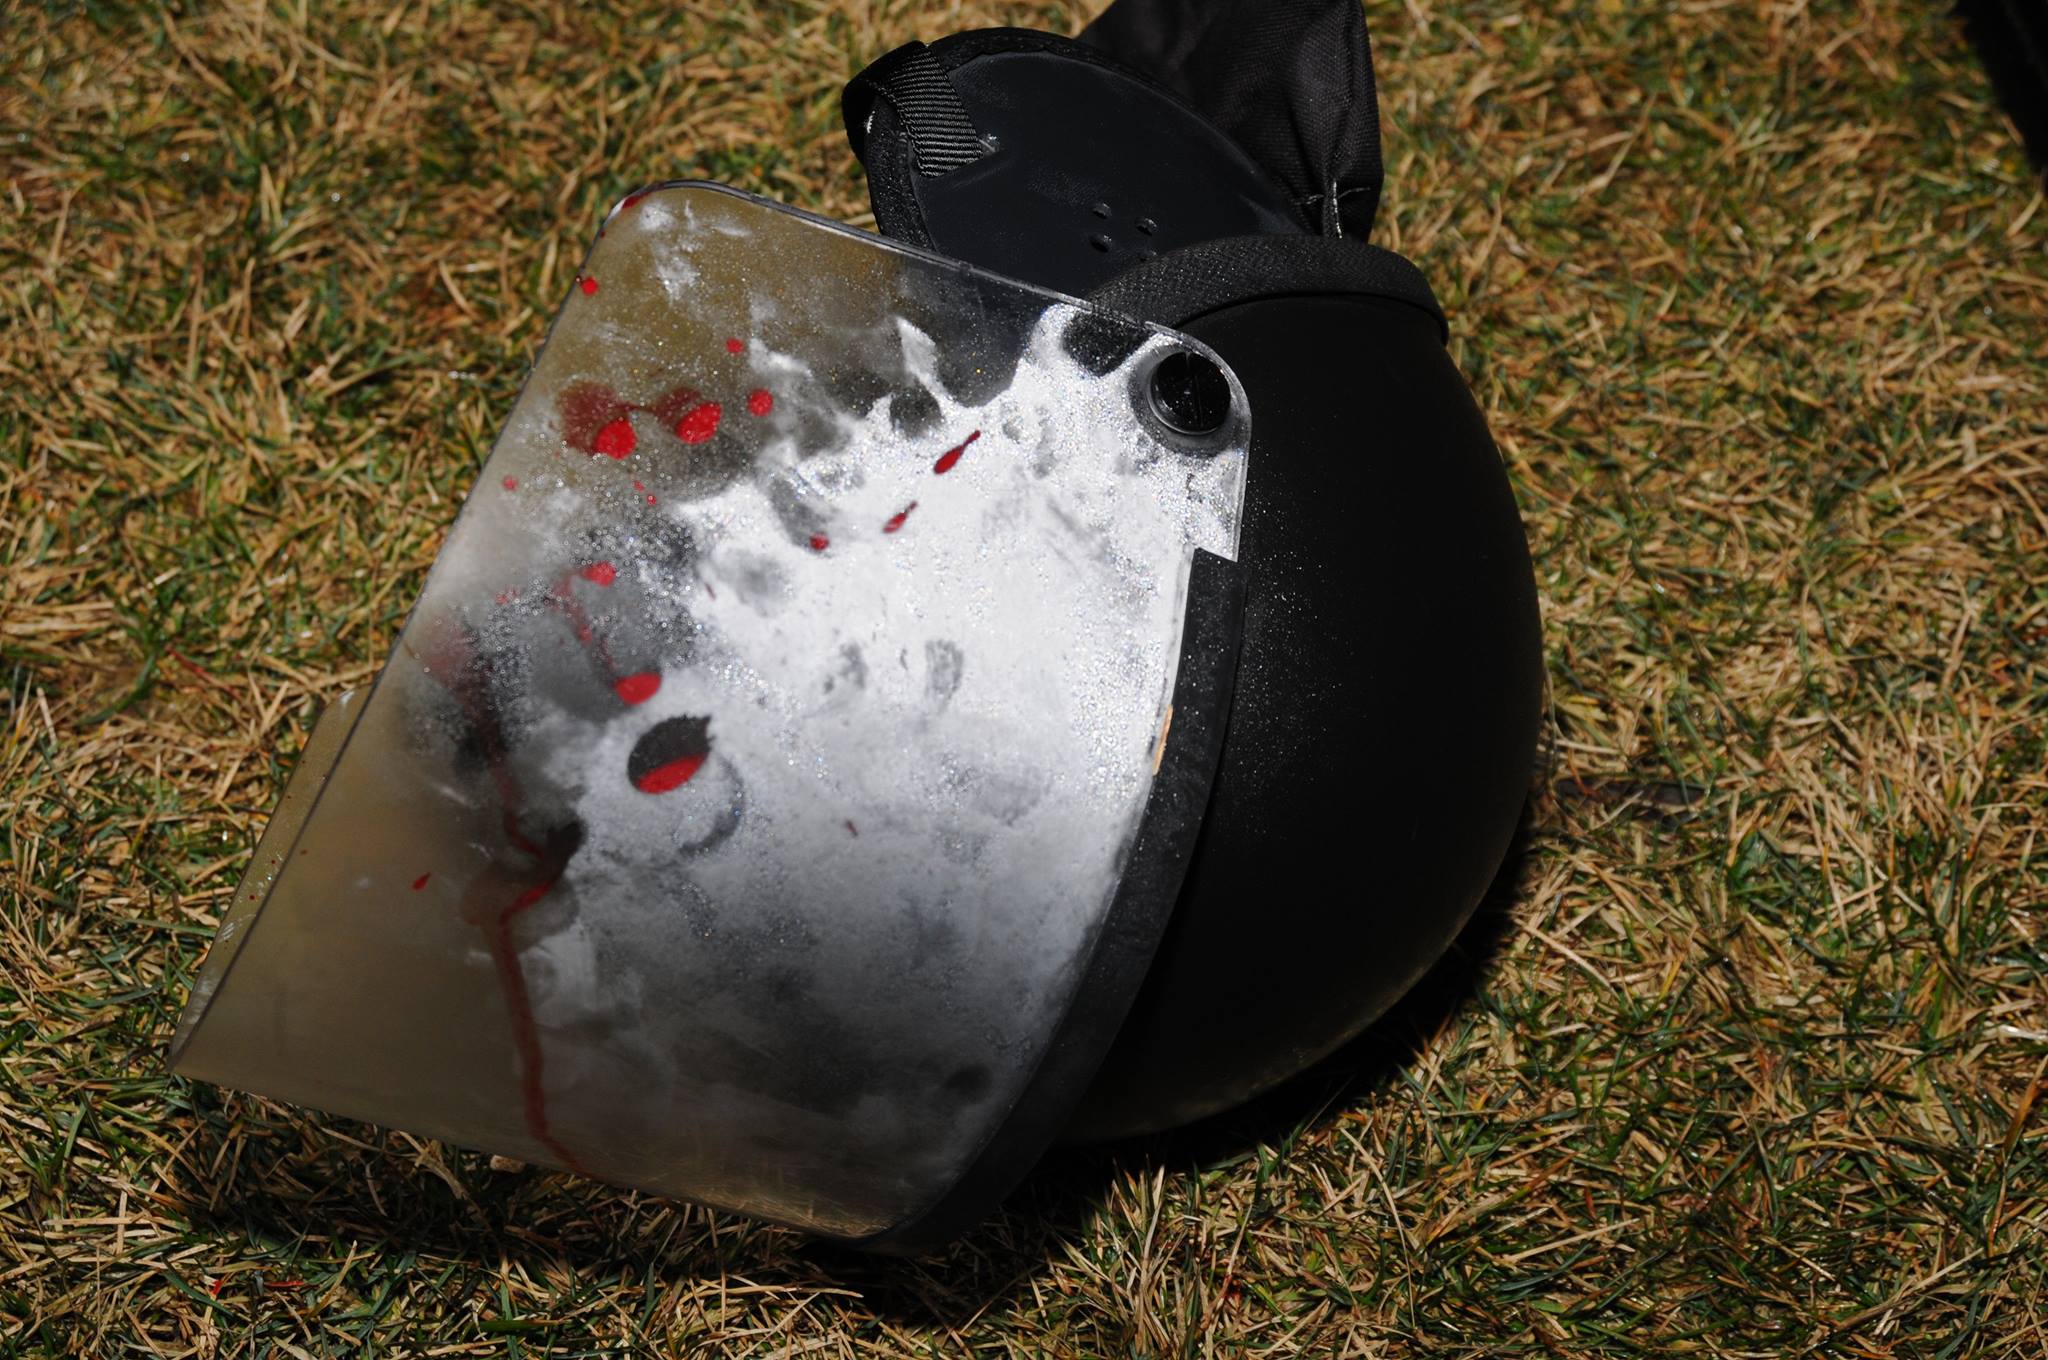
[1061,233,1443,381]
[1087,234,1442,338]
[842,42,990,178]
[1079,0,1384,239]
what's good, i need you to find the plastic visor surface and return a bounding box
[171,184,1249,1239]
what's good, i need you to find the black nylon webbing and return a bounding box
[1079,0,1384,239]
[843,42,989,178]
[1087,234,1444,338]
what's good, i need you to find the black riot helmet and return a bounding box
[170,0,1542,1251]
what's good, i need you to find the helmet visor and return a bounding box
[171,184,1248,1240]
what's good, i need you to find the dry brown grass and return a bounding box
[3,0,2046,1355]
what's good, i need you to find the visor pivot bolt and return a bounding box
[1147,351,1231,438]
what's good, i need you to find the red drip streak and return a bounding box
[487,873,588,1174]
[412,873,431,890]
[549,569,670,712]
[883,502,918,534]
[634,752,706,794]
[548,577,620,682]
[933,429,980,474]
[415,624,586,1174]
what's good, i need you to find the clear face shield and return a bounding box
[172,184,1250,1245]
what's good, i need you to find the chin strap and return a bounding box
[1079,0,1384,239]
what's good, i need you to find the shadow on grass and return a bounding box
[170,816,1530,1326]
[811,812,1533,1328]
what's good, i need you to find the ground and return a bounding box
[2,0,2045,1355]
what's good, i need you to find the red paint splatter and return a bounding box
[725,337,745,354]
[579,275,598,296]
[646,493,657,505]
[933,429,980,474]
[808,533,830,552]
[592,417,637,459]
[558,381,740,458]
[634,753,705,794]
[883,502,918,534]
[413,873,431,890]
[613,672,661,706]
[746,388,774,417]
[674,402,721,444]
[502,475,519,491]
[579,561,617,586]
[629,715,713,794]
[619,188,653,213]
[558,382,633,454]
[633,479,645,491]
[209,1276,226,1298]
[645,384,703,428]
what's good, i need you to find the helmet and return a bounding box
[172,0,1542,1251]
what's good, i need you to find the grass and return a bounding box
[2,0,2045,1354]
